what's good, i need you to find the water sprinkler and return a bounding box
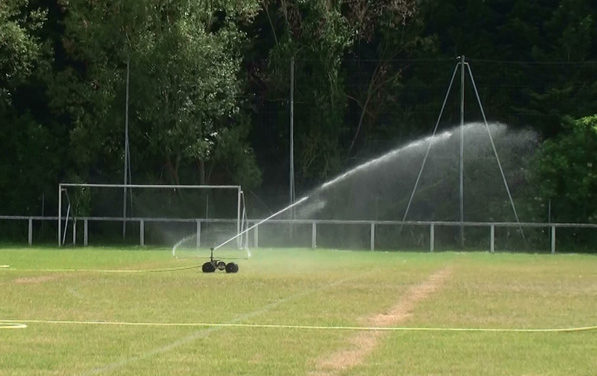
[203,195,310,273]
[201,247,239,273]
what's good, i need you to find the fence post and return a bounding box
[311,222,317,249]
[196,220,201,248]
[28,218,33,246]
[84,219,88,246]
[254,223,259,248]
[370,222,375,251]
[551,225,556,254]
[58,186,61,247]
[490,224,495,253]
[73,219,76,245]
[429,223,434,252]
[140,219,144,246]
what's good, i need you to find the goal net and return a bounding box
[57,183,250,257]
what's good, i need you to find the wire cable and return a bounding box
[0,264,202,273]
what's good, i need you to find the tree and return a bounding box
[267,0,353,183]
[341,0,421,157]
[0,0,55,217]
[410,0,597,138]
[0,0,47,105]
[529,115,597,223]
[49,0,261,188]
[249,0,419,192]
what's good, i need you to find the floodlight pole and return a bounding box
[459,55,465,247]
[289,56,296,236]
[122,57,130,239]
[402,57,524,246]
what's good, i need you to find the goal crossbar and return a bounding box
[58,183,242,247]
[60,183,240,189]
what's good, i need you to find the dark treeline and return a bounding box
[1,0,596,225]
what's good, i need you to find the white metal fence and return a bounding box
[2,215,596,254]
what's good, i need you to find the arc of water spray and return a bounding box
[212,196,310,252]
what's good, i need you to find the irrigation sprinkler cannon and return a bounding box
[202,247,239,273]
[201,196,310,274]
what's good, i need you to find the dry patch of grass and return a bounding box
[310,267,452,375]
[12,275,63,284]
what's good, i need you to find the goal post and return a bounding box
[57,183,243,249]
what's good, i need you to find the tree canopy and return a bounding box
[529,115,597,223]
[1,0,596,223]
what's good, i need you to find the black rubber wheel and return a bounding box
[202,262,215,273]
[225,262,239,273]
[216,261,227,271]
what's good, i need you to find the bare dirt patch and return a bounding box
[310,267,452,376]
[13,274,63,284]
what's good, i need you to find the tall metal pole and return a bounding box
[289,57,295,222]
[459,55,465,248]
[122,57,130,239]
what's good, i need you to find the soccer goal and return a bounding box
[57,183,249,255]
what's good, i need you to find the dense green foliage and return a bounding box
[1,0,596,224]
[529,115,597,222]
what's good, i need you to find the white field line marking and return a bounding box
[0,322,27,329]
[75,272,372,376]
[0,265,10,268]
[1,319,595,333]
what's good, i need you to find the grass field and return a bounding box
[1,246,596,375]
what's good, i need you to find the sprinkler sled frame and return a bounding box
[202,247,239,273]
